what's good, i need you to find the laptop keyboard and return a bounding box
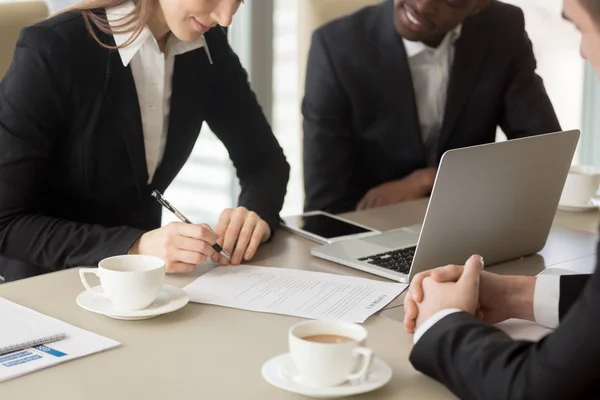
[358,246,416,275]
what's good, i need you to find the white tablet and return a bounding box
[281,211,380,244]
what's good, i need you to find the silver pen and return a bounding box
[151,190,231,260]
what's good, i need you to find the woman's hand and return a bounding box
[211,207,271,265]
[129,222,219,273]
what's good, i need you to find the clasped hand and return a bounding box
[403,255,535,334]
[404,255,484,332]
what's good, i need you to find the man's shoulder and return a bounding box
[471,1,526,33]
[313,2,381,43]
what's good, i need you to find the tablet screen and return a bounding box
[285,214,373,239]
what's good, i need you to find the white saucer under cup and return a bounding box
[261,353,392,399]
[557,203,597,212]
[76,284,189,320]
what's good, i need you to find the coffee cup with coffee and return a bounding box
[288,320,374,388]
[559,165,600,206]
[79,255,165,311]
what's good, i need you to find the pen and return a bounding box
[151,190,231,260]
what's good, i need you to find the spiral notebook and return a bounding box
[0,300,69,355]
[0,297,120,382]
[0,330,66,356]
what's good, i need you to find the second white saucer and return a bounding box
[558,202,597,212]
[76,284,189,320]
[261,353,392,399]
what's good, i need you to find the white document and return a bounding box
[184,266,407,323]
[495,318,553,341]
[0,297,120,382]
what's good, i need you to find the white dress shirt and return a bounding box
[106,1,212,183]
[403,26,461,166]
[413,275,561,344]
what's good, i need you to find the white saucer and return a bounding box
[76,285,189,320]
[558,203,598,212]
[261,353,392,399]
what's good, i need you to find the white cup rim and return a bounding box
[98,255,165,273]
[289,320,367,345]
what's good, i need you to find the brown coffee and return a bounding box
[302,334,355,344]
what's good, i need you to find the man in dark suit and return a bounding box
[303,0,560,214]
[400,4,600,397]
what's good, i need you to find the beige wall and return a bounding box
[0,2,48,80]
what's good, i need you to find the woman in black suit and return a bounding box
[0,0,289,282]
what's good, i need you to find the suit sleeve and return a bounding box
[499,8,561,138]
[302,29,357,214]
[0,26,145,272]
[410,261,600,399]
[559,274,590,318]
[205,32,289,234]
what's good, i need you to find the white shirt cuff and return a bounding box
[413,308,462,344]
[533,275,560,329]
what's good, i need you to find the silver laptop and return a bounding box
[311,130,580,282]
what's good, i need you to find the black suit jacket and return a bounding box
[410,245,600,399]
[303,0,560,214]
[0,11,289,282]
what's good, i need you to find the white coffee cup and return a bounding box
[79,255,165,311]
[559,165,600,206]
[288,320,374,388]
